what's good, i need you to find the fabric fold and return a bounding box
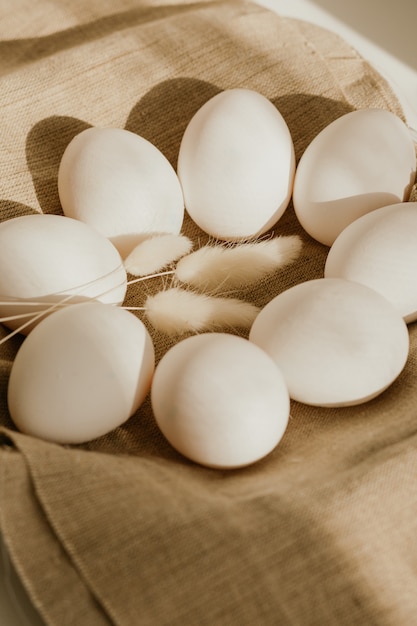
[0,436,112,625]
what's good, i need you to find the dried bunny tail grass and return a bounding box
[175,235,303,291]
[124,234,193,276]
[144,287,260,335]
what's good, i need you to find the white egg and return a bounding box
[249,278,409,407]
[7,301,155,444]
[177,88,295,240]
[293,109,416,246]
[325,202,417,322]
[0,214,127,333]
[58,127,184,257]
[151,332,290,469]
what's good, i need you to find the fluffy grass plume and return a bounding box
[145,287,260,335]
[124,234,193,276]
[175,235,302,291]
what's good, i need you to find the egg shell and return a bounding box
[325,202,417,322]
[7,301,155,444]
[177,88,295,240]
[249,278,409,407]
[58,127,185,258]
[151,332,290,469]
[0,214,127,333]
[292,109,417,246]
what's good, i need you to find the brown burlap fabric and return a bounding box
[1,1,417,624]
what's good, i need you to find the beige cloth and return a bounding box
[1,1,417,624]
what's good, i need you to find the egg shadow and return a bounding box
[0,363,16,430]
[125,77,222,169]
[0,200,39,223]
[25,115,92,215]
[272,93,354,162]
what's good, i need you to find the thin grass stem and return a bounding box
[126,270,175,286]
[0,265,128,346]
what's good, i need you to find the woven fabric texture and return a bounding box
[0,1,416,624]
